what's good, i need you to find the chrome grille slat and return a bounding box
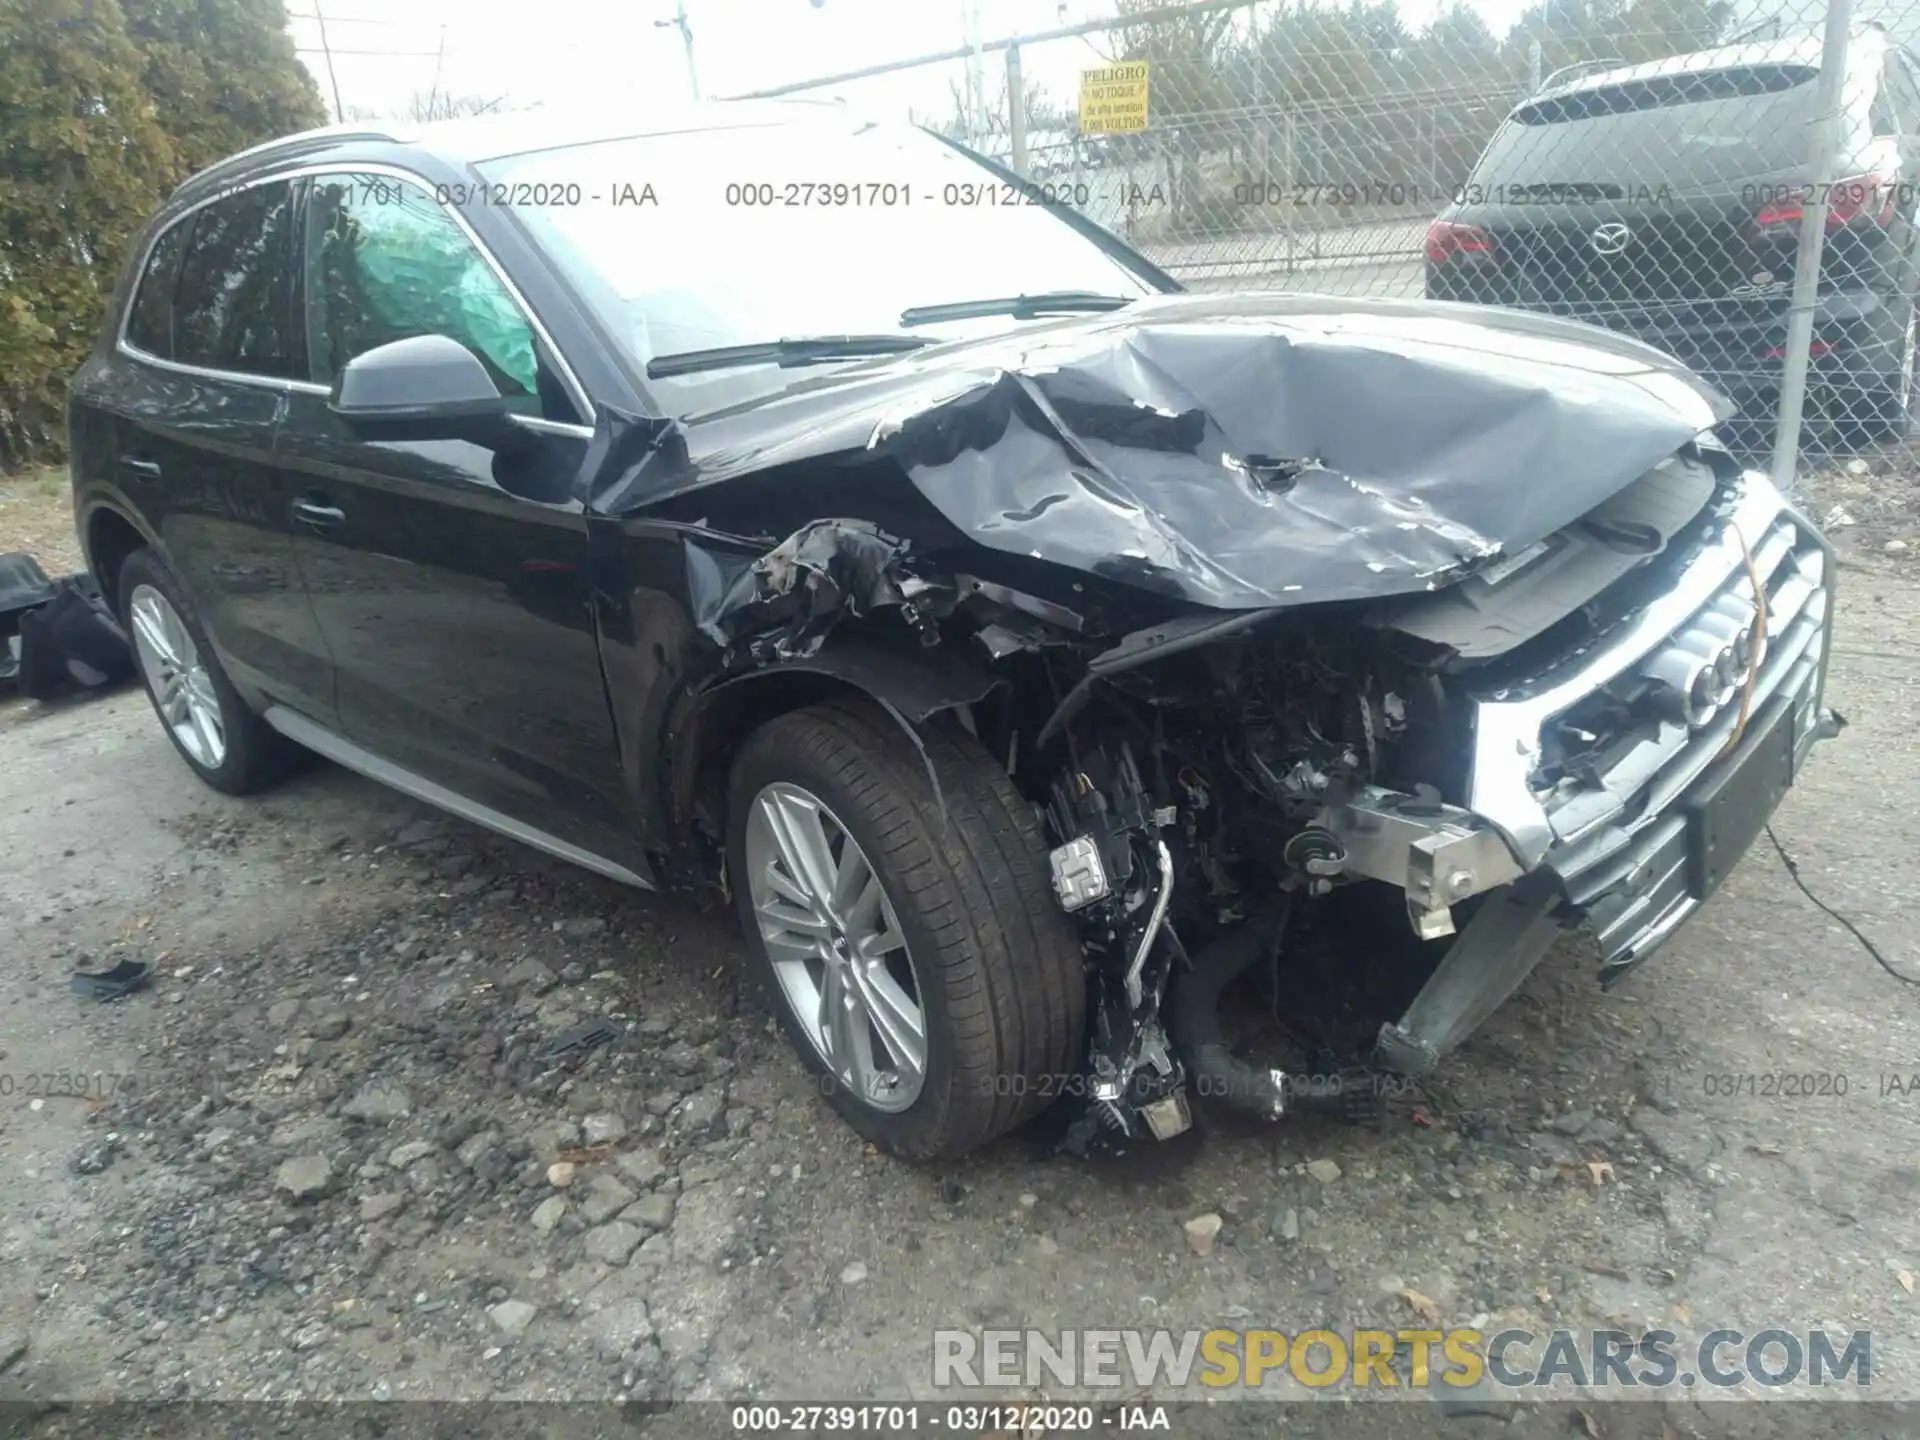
[1468,472,1834,973]
[1592,850,1689,953]
[1551,622,1821,889]
[1540,516,1826,888]
[1633,616,1821,820]
[1565,812,1685,907]
[1467,478,1812,867]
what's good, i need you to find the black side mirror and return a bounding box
[329,334,515,445]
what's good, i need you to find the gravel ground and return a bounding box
[1,546,1918,1436]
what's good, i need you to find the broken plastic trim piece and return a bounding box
[692,519,927,662]
[70,959,155,1002]
[533,1017,620,1063]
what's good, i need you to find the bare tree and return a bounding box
[403,90,507,122]
[935,73,1068,155]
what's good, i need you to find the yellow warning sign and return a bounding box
[1079,61,1149,134]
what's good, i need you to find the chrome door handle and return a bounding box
[291,498,346,529]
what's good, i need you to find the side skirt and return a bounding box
[262,706,655,892]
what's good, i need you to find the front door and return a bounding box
[275,170,638,869]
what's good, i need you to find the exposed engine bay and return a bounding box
[570,294,1842,1149]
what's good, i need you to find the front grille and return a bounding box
[1529,510,1830,966]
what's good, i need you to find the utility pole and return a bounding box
[426,23,446,120]
[1006,43,1027,174]
[1770,0,1853,488]
[656,0,700,101]
[311,0,345,120]
[962,0,986,147]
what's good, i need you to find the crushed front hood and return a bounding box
[585,292,1731,610]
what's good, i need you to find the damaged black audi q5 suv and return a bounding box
[70,103,1841,1158]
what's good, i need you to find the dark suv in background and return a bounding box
[1426,30,1920,440]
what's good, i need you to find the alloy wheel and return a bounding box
[744,781,927,1112]
[129,583,227,770]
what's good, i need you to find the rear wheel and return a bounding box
[119,548,299,795]
[1839,299,1916,442]
[727,700,1086,1159]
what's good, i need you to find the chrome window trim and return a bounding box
[115,159,596,425]
[510,414,595,439]
[1465,471,1800,868]
[115,176,314,394]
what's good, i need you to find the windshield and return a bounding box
[477,118,1160,413]
[1470,65,1824,191]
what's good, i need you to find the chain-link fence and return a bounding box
[734,0,1920,488]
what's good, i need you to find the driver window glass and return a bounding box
[303,173,562,413]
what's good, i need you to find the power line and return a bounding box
[285,11,426,24]
[294,45,445,56]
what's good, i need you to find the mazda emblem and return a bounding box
[1591,222,1632,256]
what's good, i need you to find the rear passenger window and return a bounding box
[173,181,297,377]
[124,222,187,358]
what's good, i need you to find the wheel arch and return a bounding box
[663,635,1004,880]
[81,502,155,604]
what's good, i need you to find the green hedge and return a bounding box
[0,0,323,469]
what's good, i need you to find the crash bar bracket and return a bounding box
[1372,879,1563,1078]
[1314,784,1527,939]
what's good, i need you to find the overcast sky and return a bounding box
[288,0,1545,126]
[289,0,1909,139]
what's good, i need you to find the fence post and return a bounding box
[1006,43,1028,177]
[1769,0,1853,490]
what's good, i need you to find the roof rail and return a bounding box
[175,125,399,198]
[1534,57,1628,94]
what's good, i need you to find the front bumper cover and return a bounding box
[1312,471,1839,1075]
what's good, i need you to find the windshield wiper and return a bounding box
[646,334,930,379]
[899,291,1136,327]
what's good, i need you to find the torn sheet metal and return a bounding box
[689,518,920,660]
[582,291,1730,612]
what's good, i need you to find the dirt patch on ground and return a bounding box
[0,562,1915,1439]
[1799,432,1920,565]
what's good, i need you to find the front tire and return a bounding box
[727,700,1086,1159]
[118,548,299,795]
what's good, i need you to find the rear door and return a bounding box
[107,178,338,722]
[275,169,639,869]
